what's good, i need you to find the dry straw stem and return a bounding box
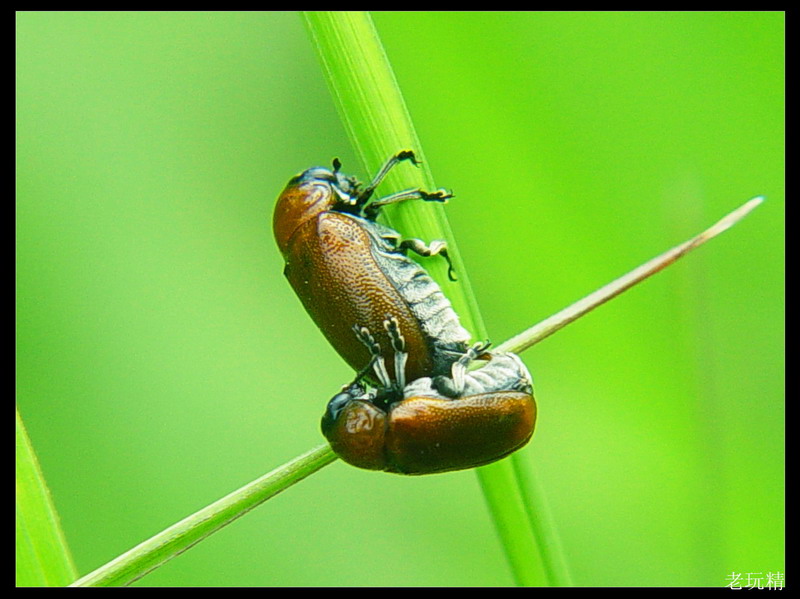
[69,196,762,587]
[498,196,765,354]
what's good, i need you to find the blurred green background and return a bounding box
[16,11,783,586]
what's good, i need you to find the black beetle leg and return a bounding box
[433,340,492,398]
[383,316,408,391]
[352,325,393,388]
[356,150,420,207]
[363,188,452,221]
[397,238,457,281]
[450,341,486,395]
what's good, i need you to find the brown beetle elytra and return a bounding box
[321,320,536,475]
[273,151,471,384]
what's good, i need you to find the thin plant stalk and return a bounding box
[69,196,762,586]
[301,10,554,586]
[497,196,765,354]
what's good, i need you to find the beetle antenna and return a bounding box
[351,355,378,386]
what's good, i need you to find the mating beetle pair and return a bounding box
[274,150,536,474]
[321,317,535,474]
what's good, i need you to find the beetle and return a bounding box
[321,318,536,475]
[273,150,472,384]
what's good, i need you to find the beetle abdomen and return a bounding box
[362,218,472,375]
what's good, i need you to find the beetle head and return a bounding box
[320,382,389,471]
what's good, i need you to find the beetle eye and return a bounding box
[324,383,367,421]
[325,392,352,421]
[288,167,338,187]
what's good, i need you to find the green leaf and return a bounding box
[16,407,78,587]
[301,10,569,586]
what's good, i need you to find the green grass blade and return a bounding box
[16,407,78,587]
[301,10,563,586]
[301,10,483,334]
